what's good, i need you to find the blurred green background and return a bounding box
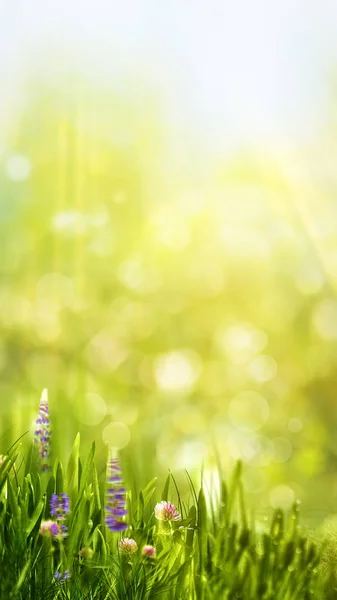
[1,1,337,524]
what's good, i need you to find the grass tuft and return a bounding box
[0,433,335,599]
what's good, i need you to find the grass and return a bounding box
[0,432,337,600]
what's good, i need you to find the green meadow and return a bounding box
[1,407,337,600]
[1,73,337,598]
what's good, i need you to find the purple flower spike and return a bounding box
[105,517,128,532]
[50,493,71,520]
[34,389,51,471]
[105,457,128,532]
[109,479,122,486]
[50,523,60,537]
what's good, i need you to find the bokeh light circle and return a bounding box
[313,299,337,340]
[102,422,130,449]
[36,272,75,309]
[272,437,293,463]
[6,154,31,181]
[228,391,270,430]
[248,355,278,382]
[269,485,295,509]
[241,434,274,466]
[154,350,202,393]
[288,418,303,433]
[74,393,107,426]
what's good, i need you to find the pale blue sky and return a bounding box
[1,0,337,152]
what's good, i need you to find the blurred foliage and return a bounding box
[0,74,337,519]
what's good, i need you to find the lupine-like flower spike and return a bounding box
[44,493,71,541]
[34,389,51,471]
[105,457,128,532]
[50,493,71,520]
[119,538,138,555]
[154,501,181,521]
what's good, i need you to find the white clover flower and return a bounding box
[119,537,138,555]
[154,501,181,521]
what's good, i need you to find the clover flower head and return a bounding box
[40,520,56,536]
[105,457,128,532]
[79,547,94,560]
[34,389,51,470]
[119,538,138,555]
[53,523,68,540]
[142,544,156,558]
[40,520,67,540]
[50,493,70,519]
[154,501,181,521]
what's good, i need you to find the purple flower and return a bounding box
[105,516,128,532]
[54,570,71,584]
[105,457,128,532]
[47,493,70,541]
[50,493,70,520]
[34,389,51,471]
[50,523,61,537]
